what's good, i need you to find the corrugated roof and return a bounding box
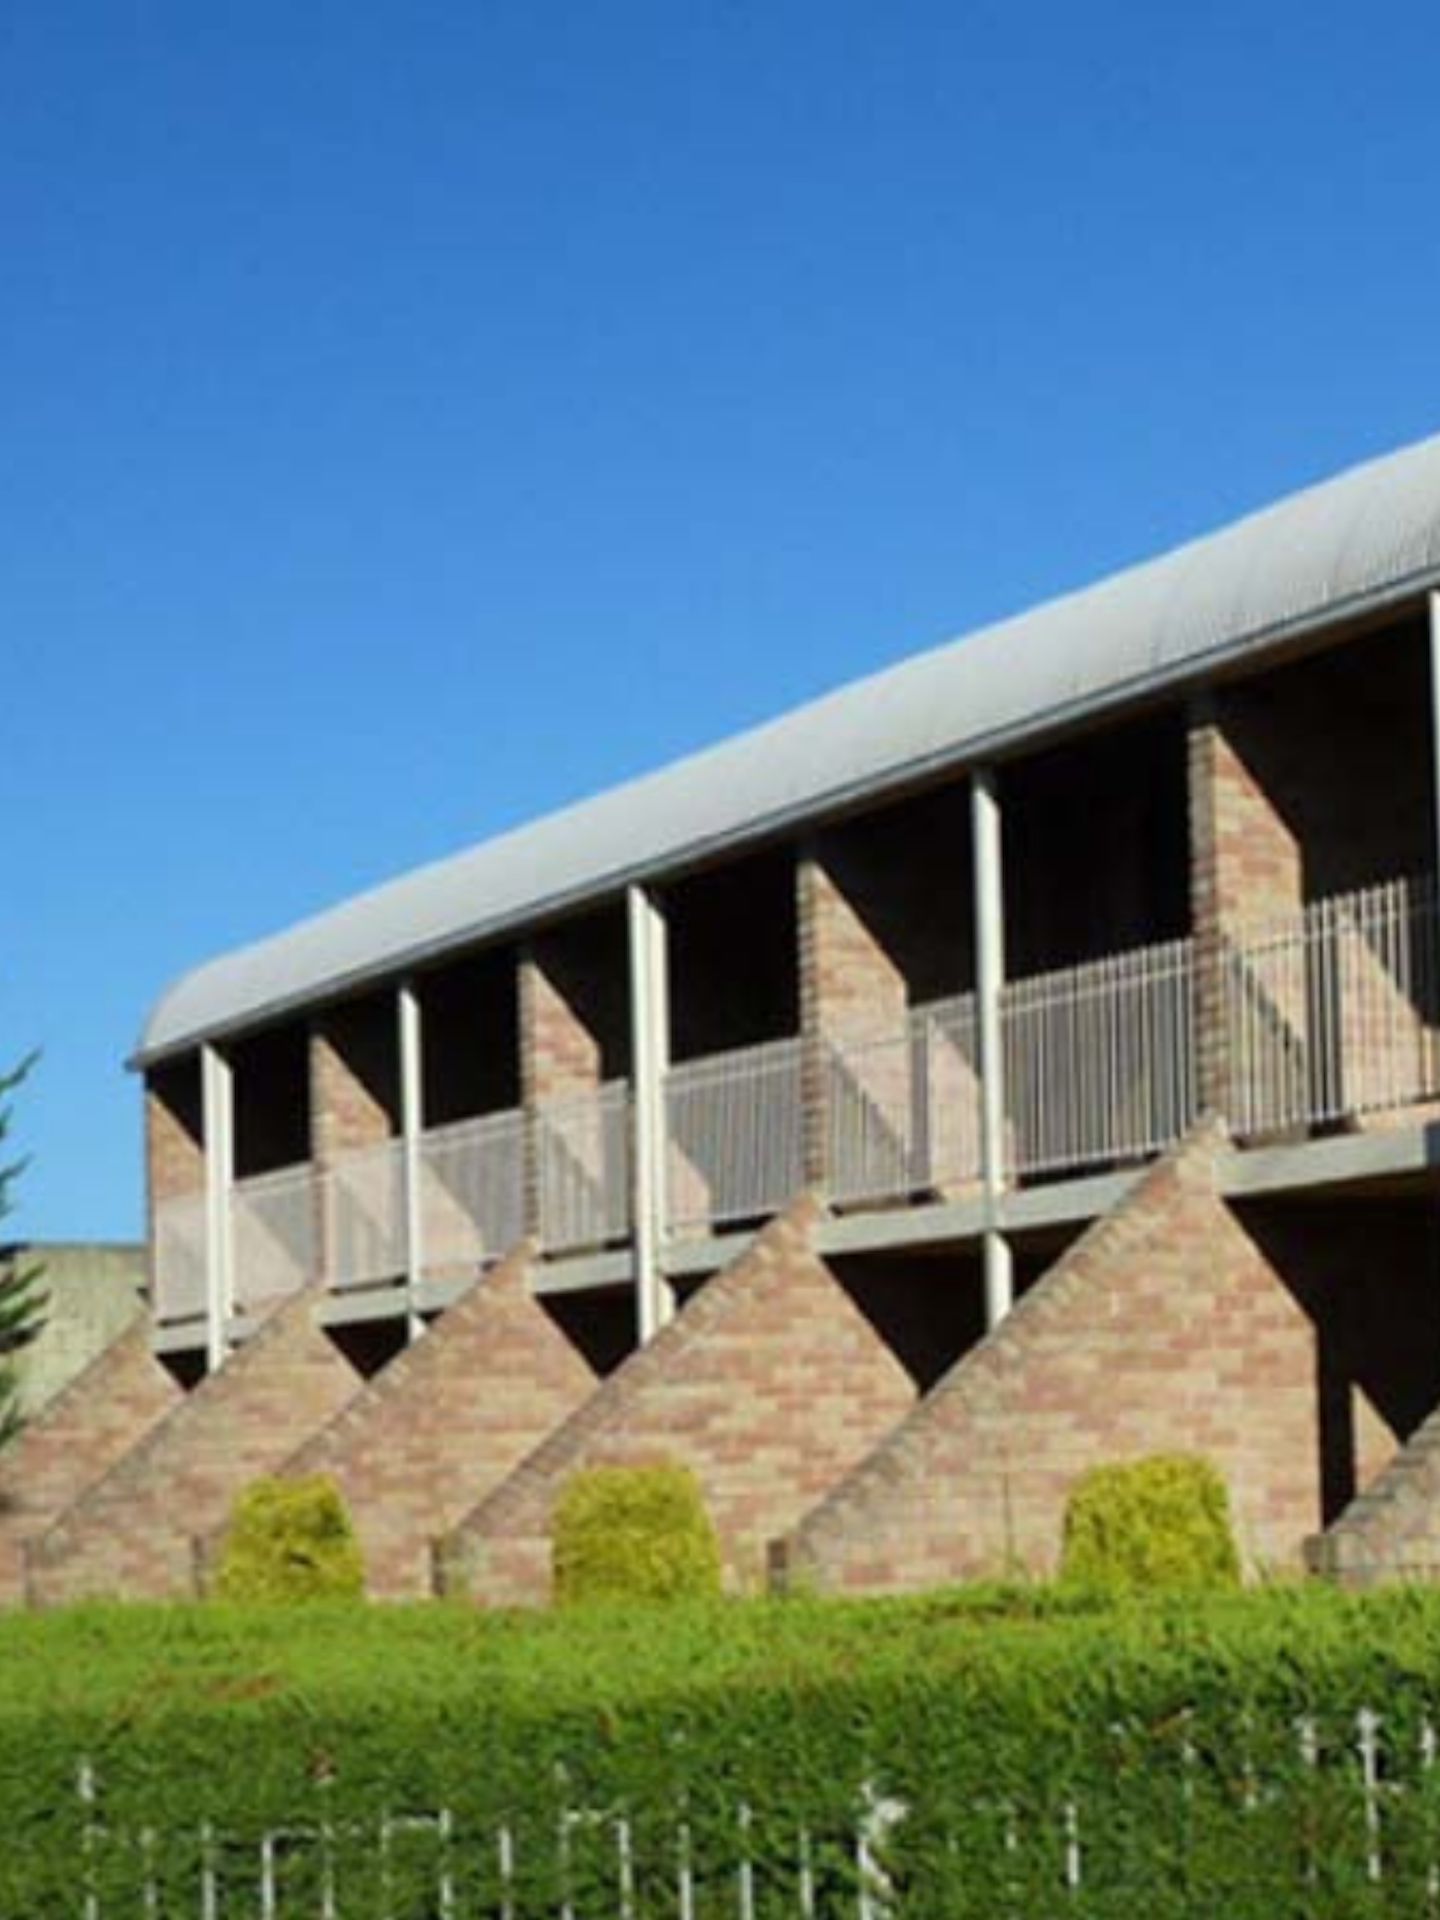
[137,428,1440,1065]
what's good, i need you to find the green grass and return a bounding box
[0,1578,1436,1727]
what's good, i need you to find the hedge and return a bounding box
[3,1587,1440,1914]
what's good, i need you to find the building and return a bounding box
[6,1243,145,1415]
[10,429,1440,1603]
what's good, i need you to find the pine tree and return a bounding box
[0,1054,45,1451]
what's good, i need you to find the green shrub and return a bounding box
[1059,1453,1242,1592]
[552,1463,721,1604]
[212,1473,365,1602]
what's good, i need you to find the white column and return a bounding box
[200,1043,234,1372]
[398,981,425,1342]
[628,883,674,1341]
[971,768,1014,1328]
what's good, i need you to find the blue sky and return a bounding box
[5,0,1440,1241]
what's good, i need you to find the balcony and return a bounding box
[151,874,1440,1331]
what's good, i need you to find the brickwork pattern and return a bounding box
[798,848,910,1189]
[443,1196,917,1605]
[257,1243,597,1598]
[779,1126,1330,1593]
[1188,707,1304,1117]
[0,1325,181,1606]
[145,1085,205,1207]
[310,1022,393,1167]
[25,1284,363,1604]
[1313,1407,1440,1586]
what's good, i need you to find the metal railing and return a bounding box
[537,1080,631,1254]
[231,1163,316,1313]
[664,1035,805,1237]
[151,1191,207,1325]
[1224,873,1440,1136]
[419,1107,527,1273]
[323,1138,406,1292]
[1001,935,1199,1178]
[824,996,982,1207]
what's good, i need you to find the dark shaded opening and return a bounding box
[149,1056,202,1154]
[326,1316,407,1380]
[159,1347,207,1392]
[828,1230,1073,1390]
[531,908,630,1083]
[1004,705,1189,977]
[1214,617,1433,905]
[668,848,800,1060]
[322,991,402,1130]
[1237,1189,1440,1524]
[813,783,974,1008]
[232,1023,310,1176]
[421,947,520,1124]
[541,1286,636,1376]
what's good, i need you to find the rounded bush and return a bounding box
[1059,1454,1242,1592]
[212,1474,365,1603]
[552,1463,722,1605]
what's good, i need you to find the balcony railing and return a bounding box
[665,1035,805,1236]
[419,1107,527,1273]
[1224,873,1440,1136]
[1003,936,1199,1178]
[324,1139,405,1292]
[153,874,1440,1332]
[231,1164,316,1313]
[152,1189,207,1325]
[824,996,982,1207]
[536,1080,631,1254]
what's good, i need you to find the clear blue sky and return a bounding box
[5,0,1439,1242]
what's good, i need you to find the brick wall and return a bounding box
[779,1126,1333,1593]
[0,1324,181,1605]
[442,1196,917,1605]
[146,1079,204,1207]
[1188,698,1303,1116]
[311,1009,395,1167]
[520,950,604,1106]
[25,1283,364,1604]
[1188,630,1434,1122]
[799,840,912,1191]
[145,1065,205,1313]
[257,1243,597,1598]
[1312,1403,1440,1586]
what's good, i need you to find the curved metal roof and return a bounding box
[137,427,1440,1065]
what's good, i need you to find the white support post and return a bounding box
[200,1044,234,1372]
[628,883,674,1342]
[398,981,425,1342]
[971,768,1014,1328]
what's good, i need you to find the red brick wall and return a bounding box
[779,1126,1330,1593]
[145,1081,204,1206]
[25,1285,364,1604]
[444,1196,916,1605]
[263,1244,597,1598]
[1188,700,1303,1115]
[798,845,910,1190]
[310,1015,393,1166]
[520,951,604,1106]
[0,1325,181,1605]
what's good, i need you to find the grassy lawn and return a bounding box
[0,1579,1436,1720]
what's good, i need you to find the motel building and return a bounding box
[10,431,1440,1604]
